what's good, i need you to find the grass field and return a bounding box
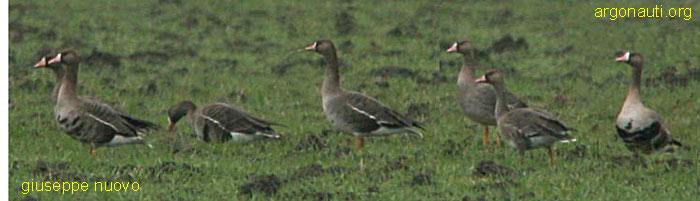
[9,0,700,200]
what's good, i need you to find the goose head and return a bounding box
[167,101,197,131]
[615,51,643,67]
[304,39,336,56]
[446,40,475,55]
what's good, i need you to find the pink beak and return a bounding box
[304,43,316,51]
[446,43,458,53]
[474,75,487,83]
[34,57,47,68]
[614,55,626,62]
[48,53,62,64]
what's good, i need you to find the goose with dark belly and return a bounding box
[476,70,575,166]
[167,101,282,142]
[304,39,424,169]
[47,50,159,156]
[614,51,681,154]
[446,40,527,147]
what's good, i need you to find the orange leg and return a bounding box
[482,124,489,146]
[355,137,364,149]
[355,137,364,170]
[90,148,98,156]
[548,147,555,167]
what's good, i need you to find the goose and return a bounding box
[446,40,527,147]
[475,70,575,166]
[614,51,681,154]
[47,50,159,156]
[304,39,424,169]
[167,101,282,142]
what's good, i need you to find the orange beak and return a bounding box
[34,57,47,68]
[48,53,62,65]
[474,75,487,83]
[446,43,458,53]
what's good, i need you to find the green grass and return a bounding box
[9,0,700,200]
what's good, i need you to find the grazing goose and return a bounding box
[446,40,527,147]
[304,39,424,169]
[167,101,282,142]
[475,71,575,166]
[614,51,681,154]
[48,50,159,156]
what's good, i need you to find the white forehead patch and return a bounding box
[622,51,630,61]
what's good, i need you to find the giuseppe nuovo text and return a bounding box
[22,179,140,195]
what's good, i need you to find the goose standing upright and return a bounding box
[167,101,282,142]
[304,39,424,169]
[614,51,681,154]
[446,40,526,147]
[47,50,160,156]
[476,70,575,166]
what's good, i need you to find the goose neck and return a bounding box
[322,52,342,95]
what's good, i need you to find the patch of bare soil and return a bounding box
[410,172,434,186]
[239,174,282,196]
[295,134,327,151]
[473,160,516,177]
[490,35,528,53]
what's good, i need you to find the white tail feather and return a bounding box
[560,138,577,143]
[256,132,281,139]
[407,128,424,138]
